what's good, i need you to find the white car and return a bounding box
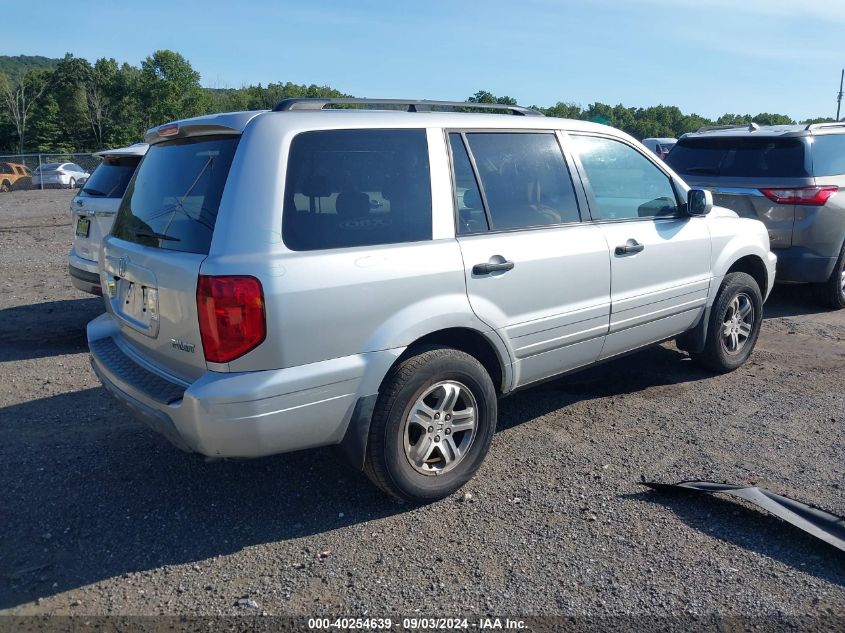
[68,143,148,294]
[33,162,90,189]
[642,137,677,160]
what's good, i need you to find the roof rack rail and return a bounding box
[695,123,760,134]
[805,121,845,131]
[272,98,543,116]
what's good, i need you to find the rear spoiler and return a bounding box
[143,111,263,145]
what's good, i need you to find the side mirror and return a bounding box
[687,188,713,216]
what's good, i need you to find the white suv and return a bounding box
[87,99,776,501]
[68,143,148,294]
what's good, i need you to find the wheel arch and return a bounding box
[339,326,511,472]
[725,254,769,298]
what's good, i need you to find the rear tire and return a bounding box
[0,180,9,193]
[813,241,845,310]
[363,345,497,503]
[691,272,763,373]
[68,178,76,189]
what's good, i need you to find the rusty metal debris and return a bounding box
[641,480,845,553]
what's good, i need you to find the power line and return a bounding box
[838,68,844,121]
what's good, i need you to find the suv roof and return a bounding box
[142,99,615,144]
[682,122,845,140]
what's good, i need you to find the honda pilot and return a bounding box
[88,99,776,501]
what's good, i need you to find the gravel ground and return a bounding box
[2,190,845,625]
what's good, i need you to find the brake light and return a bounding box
[760,186,838,206]
[158,123,179,137]
[196,275,266,363]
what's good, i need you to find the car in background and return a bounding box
[32,162,90,189]
[666,122,845,308]
[642,137,676,160]
[68,143,148,294]
[0,162,33,192]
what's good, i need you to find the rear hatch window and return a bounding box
[79,156,141,198]
[666,137,808,178]
[80,156,142,199]
[112,136,238,254]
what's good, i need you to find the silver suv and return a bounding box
[87,99,776,501]
[666,122,845,308]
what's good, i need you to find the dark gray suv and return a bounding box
[667,123,845,308]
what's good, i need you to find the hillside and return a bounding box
[0,55,60,76]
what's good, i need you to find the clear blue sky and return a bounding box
[4,0,843,120]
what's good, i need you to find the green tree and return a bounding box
[541,101,582,119]
[50,54,94,150]
[0,68,51,153]
[139,50,209,128]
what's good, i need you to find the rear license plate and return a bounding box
[117,280,158,331]
[75,217,90,237]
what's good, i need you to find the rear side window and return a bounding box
[811,135,845,177]
[80,156,142,199]
[666,137,808,178]
[460,132,580,231]
[282,129,432,251]
[112,136,238,254]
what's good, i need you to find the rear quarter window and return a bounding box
[282,129,432,251]
[111,136,239,254]
[666,137,808,178]
[811,135,845,177]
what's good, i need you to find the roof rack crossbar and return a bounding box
[272,98,543,116]
[805,121,845,131]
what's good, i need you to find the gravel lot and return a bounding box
[2,190,845,624]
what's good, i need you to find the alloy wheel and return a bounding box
[721,292,755,354]
[403,380,478,475]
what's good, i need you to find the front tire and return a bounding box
[813,241,845,310]
[691,272,763,373]
[0,180,9,193]
[364,346,497,502]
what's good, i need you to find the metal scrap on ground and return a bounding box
[641,480,845,553]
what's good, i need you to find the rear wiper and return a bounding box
[82,187,107,197]
[134,228,181,242]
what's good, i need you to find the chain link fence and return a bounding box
[0,153,101,192]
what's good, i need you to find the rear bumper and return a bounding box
[773,247,837,284]
[87,313,399,458]
[68,251,101,295]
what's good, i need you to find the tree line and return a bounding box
[0,51,837,155]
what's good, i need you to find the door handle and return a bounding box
[473,260,515,275]
[615,239,645,256]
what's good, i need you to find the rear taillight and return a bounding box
[760,186,838,206]
[196,275,266,363]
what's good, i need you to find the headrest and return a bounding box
[463,188,482,209]
[336,192,370,217]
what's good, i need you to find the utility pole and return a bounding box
[838,68,844,121]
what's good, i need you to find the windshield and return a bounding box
[111,136,239,254]
[80,156,142,198]
[36,163,62,172]
[666,137,808,177]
